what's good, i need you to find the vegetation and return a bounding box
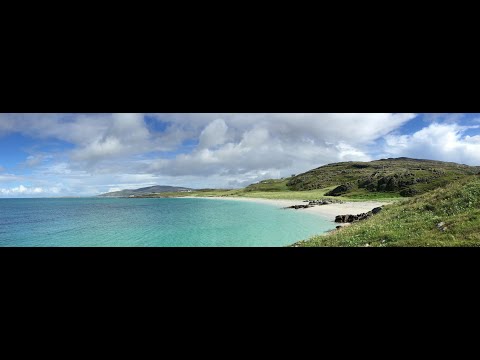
[130,186,402,202]
[294,176,480,247]
[287,157,479,197]
[132,187,332,200]
[118,158,479,203]
[96,157,480,246]
[243,178,290,192]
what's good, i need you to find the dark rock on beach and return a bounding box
[335,213,371,223]
[285,204,314,209]
[334,206,383,223]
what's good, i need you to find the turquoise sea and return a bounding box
[0,198,335,247]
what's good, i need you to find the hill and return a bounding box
[98,185,195,197]
[294,176,480,247]
[284,157,479,198]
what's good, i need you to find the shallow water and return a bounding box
[0,198,335,247]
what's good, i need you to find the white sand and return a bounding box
[182,196,391,222]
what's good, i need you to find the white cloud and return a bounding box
[0,185,60,196]
[0,113,420,193]
[384,122,480,165]
[198,119,228,149]
[143,114,415,179]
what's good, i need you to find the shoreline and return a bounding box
[182,196,391,222]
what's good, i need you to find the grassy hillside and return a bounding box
[131,187,339,200]
[286,157,479,198]
[244,178,290,192]
[116,158,479,203]
[295,176,480,247]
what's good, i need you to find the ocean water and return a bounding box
[0,198,335,247]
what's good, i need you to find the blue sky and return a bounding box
[1,113,480,197]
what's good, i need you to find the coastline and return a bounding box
[182,196,391,222]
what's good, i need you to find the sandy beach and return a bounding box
[183,196,391,222]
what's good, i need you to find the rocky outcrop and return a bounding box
[334,206,383,223]
[325,183,355,196]
[285,204,314,209]
[305,199,344,205]
[288,198,344,209]
[335,213,371,223]
[399,188,419,197]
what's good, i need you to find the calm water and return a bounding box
[0,198,335,247]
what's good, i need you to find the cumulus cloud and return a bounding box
[0,185,60,196]
[0,113,421,195]
[384,122,480,165]
[0,113,156,163]
[153,113,416,146]
[143,114,415,179]
[198,119,229,149]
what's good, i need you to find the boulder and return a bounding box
[436,222,448,232]
[325,183,354,196]
[286,204,313,210]
[335,207,382,223]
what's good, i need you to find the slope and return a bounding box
[295,176,480,247]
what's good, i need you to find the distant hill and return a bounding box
[98,185,195,197]
[245,157,480,198]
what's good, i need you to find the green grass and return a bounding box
[123,158,479,203]
[294,176,480,247]
[243,178,290,192]
[137,186,403,202]
[139,187,331,200]
[286,157,479,197]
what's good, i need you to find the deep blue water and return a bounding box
[0,198,335,247]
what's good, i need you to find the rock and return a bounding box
[335,209,378,223]
[325,183,354,196]
[335,214,349,223]
[399,188,419,197]
[436,222,448,232]
[286,204,313,210]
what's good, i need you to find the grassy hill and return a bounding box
[110,158,479,203]
[244,178,290,192]
[294,176,480,247]
[285,157,479,198]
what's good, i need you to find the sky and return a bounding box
[1,113,480,197]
